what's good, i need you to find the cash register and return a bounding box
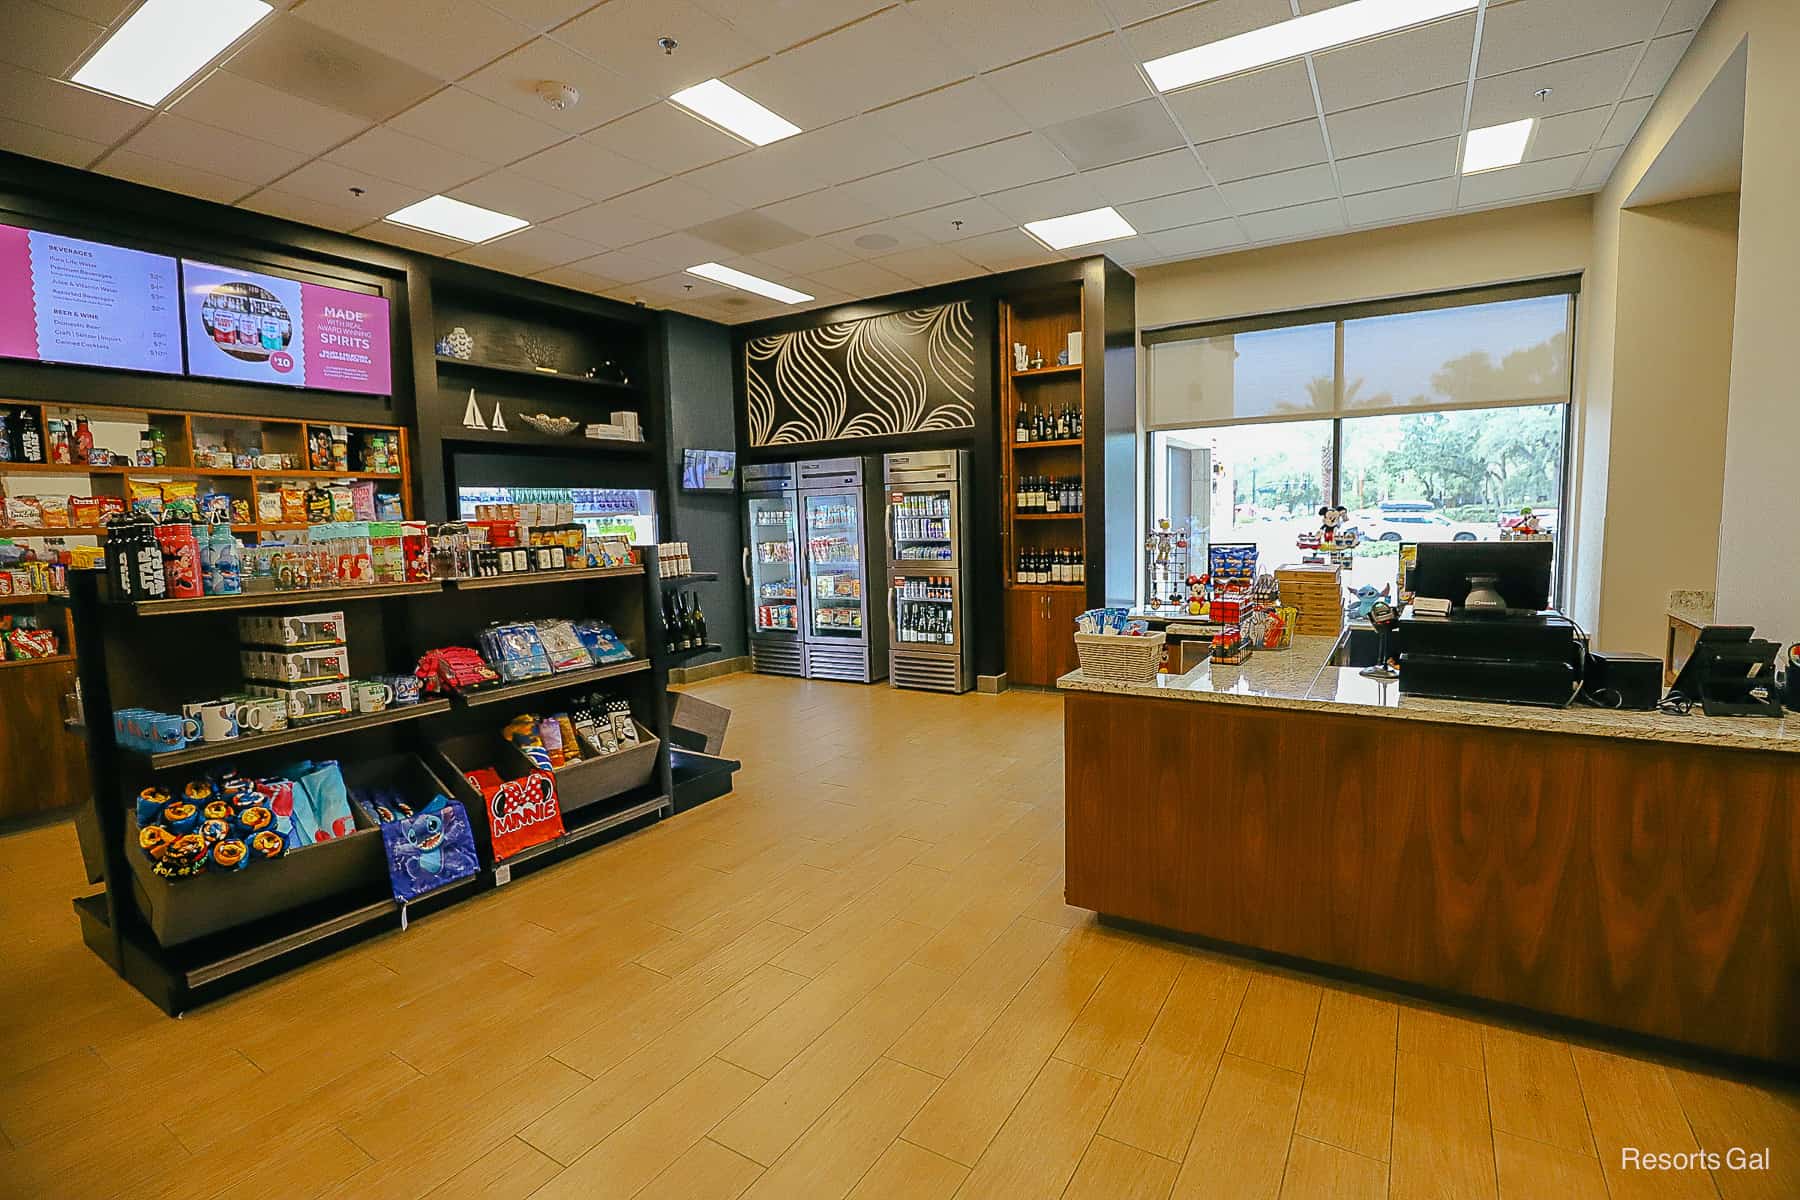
[1395,542,1584,707]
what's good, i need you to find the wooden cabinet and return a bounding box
[1045,589,1084,679]
[0,656,88,821]
[1005,587,1085,686]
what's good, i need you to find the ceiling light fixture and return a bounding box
[70,0,272,106]
[384,195,529,243]
[686,262,813,304]
[1143,0,1476,92]
[1461,118,1535,173]
[668,79,802,146]
[1022,206,1137,251]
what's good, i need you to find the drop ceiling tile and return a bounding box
[389,86,568,162]
[984,35,1149,128]
[1528,106,1610,161]
[1344,177,1457,225]
[531,261,622,293]
[554,0,766,92]
[584,103,746,175]
[1118,187,1229,233]
[0,61,145,144]
[38,0,133,19]
[1045,98,1187,170]
[1312,14,1476,113]
[327,125,495,194]
[477,0,599,33]
[1625,33,1692,98]
[459,37,651,134]
[174,71,372,158]
[1163,62,1319,144]
[541,200,670,249]
[1107,0,1202,23]
[695,0,891,56]
[837,161,970,220]
[1081,149,1210,205]
[820,218,935,260]
[1,0,103,76]
[1325,84,1466,158]
[297,0,533,81]
[0,116,107,169]
[623,230,741,273]
[1334,137,1458,195]
[1239,197,1344,242]
[95,149,258,205]
[1477,0,1665,78]
[953,228,1056,272]
[681,149,827,209]
[1120,0,1293,61]
[909,0,1113,72]
[454,225,603,274]
[754,5,976,115]
[932,134,1075,196]
[1095,236,1161,266]
[753,116,919,187]
[119,112,309,189]
[1578,146,1623,189]
[266,158,431,225]
[1470,46,1639,126]
[239,187,370,232]
[866,79,1031,160]
[631,271,736,305]
[897,197,1020,242]
[1198,119,1326,183]
[754,238,860,275]
[872,243,982,286]
[1658,0,1716,35]
[1149,217,1247,257]
[509,136,664,201]
[720,54,871,131]
[357,219,472,257]
[607,175,740,228]
[686,211,806,255]
[809,260,913,298]
[1600,96,1653,148]
[757,187,886,236]
[571,246,672,284]
[449,170,590,223]
[220,14,445,125]
[1457,153,1585,207]
[1218,162,1339,212]
[981,174,1104,224]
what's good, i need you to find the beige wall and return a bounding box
[1596,194,1738,653]
[1581,0,1800,648]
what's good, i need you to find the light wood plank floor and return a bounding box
[2,673,1796,1199]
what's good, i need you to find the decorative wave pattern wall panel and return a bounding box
[745,301,975,447]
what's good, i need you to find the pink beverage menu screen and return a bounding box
[0,222,183,374]
[181,259,392,396]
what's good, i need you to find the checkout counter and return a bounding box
[1059,554,1799,1067]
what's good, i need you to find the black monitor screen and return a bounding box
[1410,541,1554,612]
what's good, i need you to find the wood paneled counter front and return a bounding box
[1058,638,1800,1067]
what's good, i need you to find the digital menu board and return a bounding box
[0,222,183,374]
[181,259,392,396]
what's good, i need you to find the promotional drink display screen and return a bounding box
[682,449,737,491]
[182,259,392,395]
[0,222,182,374]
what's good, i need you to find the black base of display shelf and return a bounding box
[659,571,720,586]
[671,749,738,814]
[666,642,724,661]
[491,785,670,886]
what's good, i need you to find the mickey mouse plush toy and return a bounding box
[1317,505,1348,546]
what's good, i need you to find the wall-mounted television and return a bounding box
[0,222,183,375]
[181,259,392,396]
[682,448,737,491]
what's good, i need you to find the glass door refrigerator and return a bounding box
[742,462,802,676]
[797,456,888,683]
[885,449,972,693]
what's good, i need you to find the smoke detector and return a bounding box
[536,80,580,111]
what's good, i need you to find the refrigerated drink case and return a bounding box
[743,463,802,676]
[885,449,972,693]
[797,457,888,683]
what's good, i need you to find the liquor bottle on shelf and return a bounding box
[690,591,707,645]
[1015,401,1030,443]
[1044,477,1060,514]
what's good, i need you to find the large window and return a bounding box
[1146,284,1574,605]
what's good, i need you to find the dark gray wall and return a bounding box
[661,313,745,663]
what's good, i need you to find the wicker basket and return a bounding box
[1075,632,1167,683]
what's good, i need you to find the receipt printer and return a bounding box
[1582,650,1662,710]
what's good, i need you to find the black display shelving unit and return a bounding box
[67,558,681,1016]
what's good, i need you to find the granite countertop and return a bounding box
[1666,589,1715,627]
[1058,632,1800,755]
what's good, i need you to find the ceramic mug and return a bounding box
[193,701,240,743]
[353,680,394,714]
[238,696,286,733]
[378,673,422,706]
[152,712,199,750]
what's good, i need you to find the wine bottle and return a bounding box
[690,591,707,645]
[1015,401,1029,443]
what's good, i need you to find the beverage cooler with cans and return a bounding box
[885,450,972,693]
[742,457,888,683]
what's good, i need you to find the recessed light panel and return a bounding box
[1144,0,1476,92]
[686,262,813,304]
[71,0,273,106]
[384,196,529,244]
[1022,206,1138,251]
[1461,119,1535,173]
[668,79,802,146]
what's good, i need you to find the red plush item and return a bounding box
[415,646,500,694]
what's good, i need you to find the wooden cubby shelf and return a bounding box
[1010,363,1082,379]
[444,565,645,591]
[123,580,445,616]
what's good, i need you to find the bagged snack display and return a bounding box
[257,490,284,523]
[38,496,69,528]
[160,481,199,521]
[280,486,307,525]
[6,496,43,527]
[70,496,101,527]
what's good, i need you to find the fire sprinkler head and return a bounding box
[658,36,678,55]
